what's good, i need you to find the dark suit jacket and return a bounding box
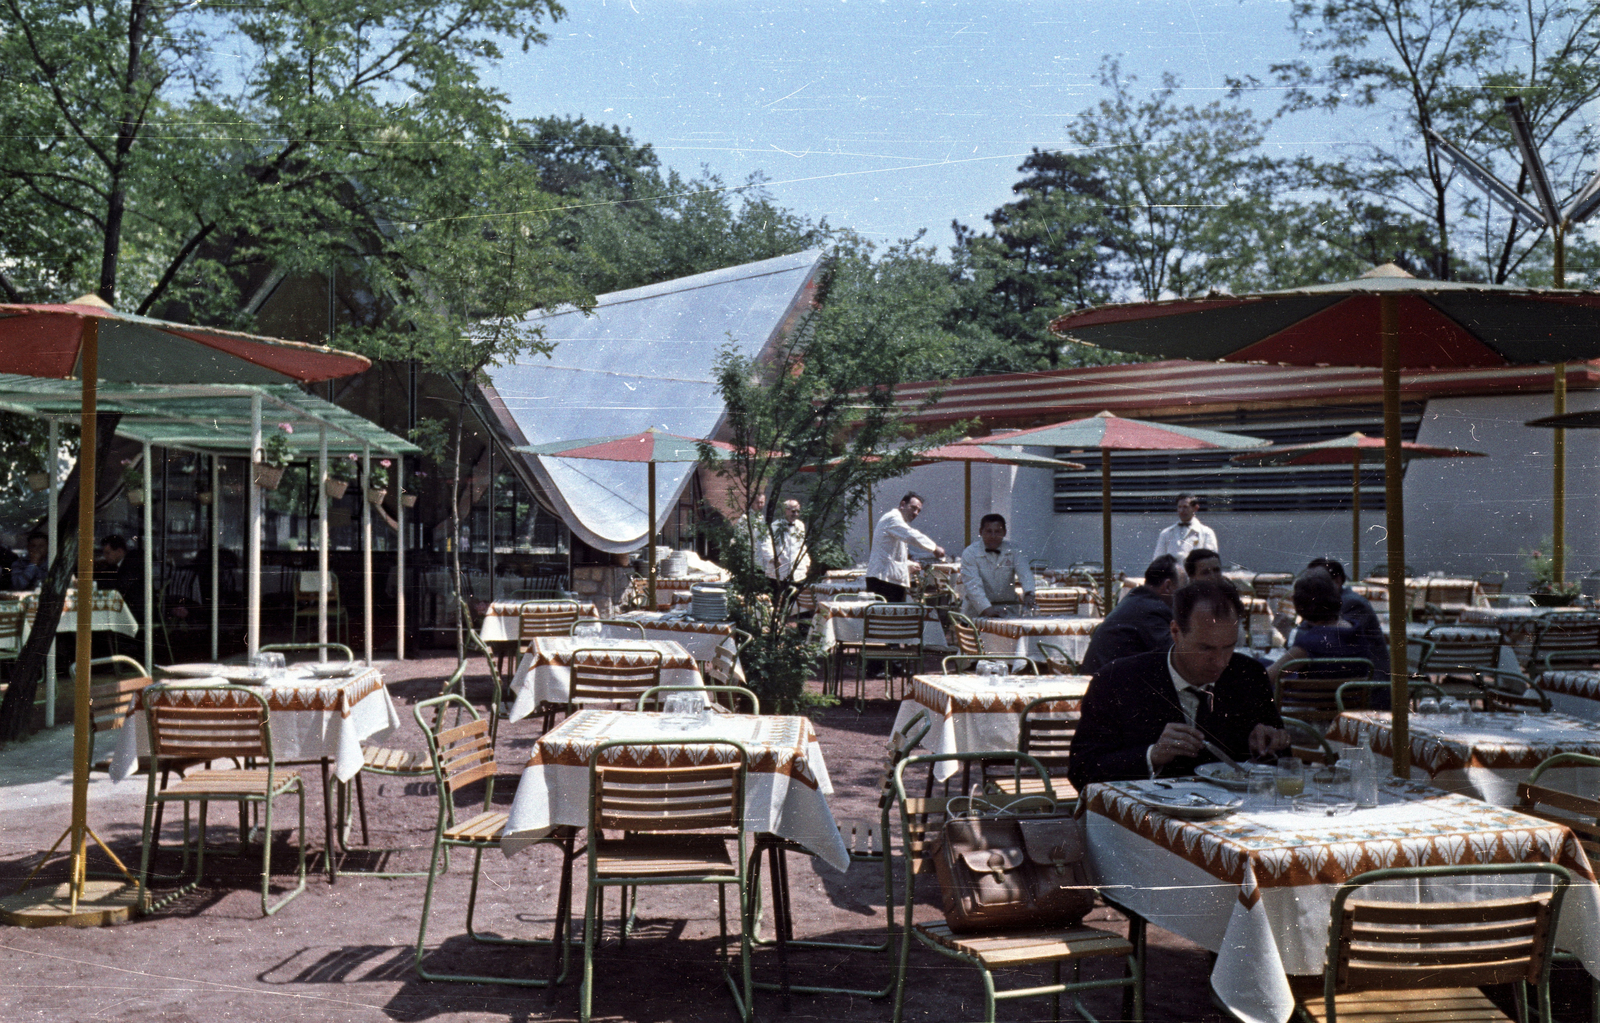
[1079,586,1173,674]
[1340,587,1390,675]
[1066,648,1281,791]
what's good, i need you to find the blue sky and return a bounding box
[487,0,1356,254]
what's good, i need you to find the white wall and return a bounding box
[845,391,1600,587]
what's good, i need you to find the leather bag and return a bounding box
[932,799,1096,933]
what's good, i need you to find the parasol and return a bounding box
[516,428,747,609]
[1050,262,1600,776]
[1230,432,1486,577]
[0,299,370,925]
[958,412,1268,611]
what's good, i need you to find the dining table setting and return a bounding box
[976,613,1101,664]
[893,671,1089,781]
[505,635,706,723]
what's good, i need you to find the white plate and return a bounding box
[216,667,272,684]
[161,663,227,679]
[1194,762,1251,791]
[308,662,358,678]
[1134,787,1243,819]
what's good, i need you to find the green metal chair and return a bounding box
[1334,679,1447,713]
[637,685,760,714]
[890,751,1144,1023]
[1516,752,1600,1021]
[1294,862,1573,1023]
[136,682,307,917]
[941,654,1039,675]
[579,737,753,1023]
[1036,641,1081,674]
[411,693,581,987]
[1273,658,1375,731]
[853,603,927,708]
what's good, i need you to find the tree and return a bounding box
[703,250,963,715]
[1244,0,1600,282]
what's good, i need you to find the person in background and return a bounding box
[958,513,1036,618]
[10,531,48,590]
[1153,493,1218,561]
[1306,556,1389,678]
[1079,554,1184,674]
[97,534,144,622]
[1068,579,1289,789]
[772,498,809,582]
[734,491,775,576]
[1268,568,1376,687]
[865,491,945,603]
[1184,548,1222,583]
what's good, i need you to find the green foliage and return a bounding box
[1523,536,1582,595]
[261,425,295,468]
[704,252,964,714]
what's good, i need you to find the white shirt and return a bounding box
[771,518,808,581]
[1147,650,1212,776]
[958,540,1036,618]
[866,508,938,588]
[1153,517,1218,561]
[735,514,775,574]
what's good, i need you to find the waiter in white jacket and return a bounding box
[959,513,1036,618]
[865,491,946,602]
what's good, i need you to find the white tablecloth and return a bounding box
[977,616,1101,663]
[1401,622,1522,676]
[814,599,946,652]
[1086,778,1600,1023]
[1539,671,1600,721]
[477,601,599,644]
[1330,709,1600,806]
[110,665,399,783]
[502,709,849,869]
[611,611,739,664]
[507,637,703,722]
[0,591,141,650]
[893,673,1089,781]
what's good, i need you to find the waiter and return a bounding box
[865,492,945,602]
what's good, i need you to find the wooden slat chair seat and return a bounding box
[891,751,1144,1023]
[136,684,307,917]
[1274,659,1375,730]
[1529,613,1600,675]
[1292,863,1573,1023]
[1036,641,1080,675]
[746,710,933,1003]
[582,739,752,1023]
[989,697,1078,802]
[412,694,580,988]
[854,603,928,709]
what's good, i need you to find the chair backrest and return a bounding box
[259,641,355,663]
[1281,716,1337,764]
[1017,697,1076,770]
[893,751,1052,865]
[1335,679,1446,712]
[1418,630,1500,673]
[1424,579,1479,606]
[946,612,983,657]
[0,608,23,643]
[1033,589,1078,616]
[1531,613,1600,665]
[1477,571,1508,596]
[73,655,151,735]
[705,638,741,686]
[1517,753,1600,862]
[637,685,759,715]
[861,602,926,645]
[941,654,1038,675]
[294,572,340,606]
[1325,863,1571,997]
[519,600,582,643]
[145,683,270,762]
[1275,659,1375,724]
[569,648,664,707]
[1252,573,1293,600]
[1035,642,1079,675]
[414,694,497,816]
[590,738,746,832]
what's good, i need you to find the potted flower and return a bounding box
[254,422,294,490]
[1524,540,1582,606]
[120,458,144,505]
[366,458,391,505]
[325,454,357,500]
[400,468,423,508]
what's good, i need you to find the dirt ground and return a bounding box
[0,657,1402,1021]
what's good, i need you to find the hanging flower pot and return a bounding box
[25,472,49,492]
[366,486,387,506]
[253,463,286,491]
[126,488,144,506]
[323,478,349,500]
[400,493,417,509]
[196,490,213,506]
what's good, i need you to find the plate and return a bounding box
[216,667,272,684]
[1134,787,1243,819]
[161,663,227,679]
[1291,794,1357,816]
[308,662,358,678]
[1194,762,1251,791]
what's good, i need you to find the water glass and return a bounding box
[574,621,602,641]
[1274,757,1305,803]
[251,651,286,674]
[1416,697,1439,716]
[662,691,696,729]
[1343,747,1381,807]
[1246,765,1276,807]
[1317,762,1356,804]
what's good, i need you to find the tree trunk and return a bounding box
[0,412,122,741]
[451,372,467,662]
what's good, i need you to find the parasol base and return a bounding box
[0,881,137,928]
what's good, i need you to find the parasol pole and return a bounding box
[646,460,657,611]
[209,455,219,661]
[142,441,152,674]
[318,427,328,659]
[45,420,57,727]
[69,320,98,907]
[1101,454,1114,614]
[247,394,262,659]
[964,460,972,548]
[362,443,372,665]
[1554,364,1567,584]
[1351,450,1361,580]
[396,453,405,661]
[1381,295,1410,778]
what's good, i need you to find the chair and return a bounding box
[1036,642,1081,675]
[76,655,152,769]
[1033,589,1079,616]
[518,600,583,651]
[637,685,760,714]
[0,608,22,676]
[1528,612,1600,675]
[546,648,664,730]
[1335,679,1448,712]
[412,694,581,987]
[988,697,1079,801]
[854,603,928,708]
[572,617,646,639]
[891,751,1143,1023]
[946,612,984,657]
[1273,658,1375,731]
[941,654,1038,675]
[745,709,933,1003]
[290,572,349,646]
[824,595,886,696]
[580,738,752,1023]
[135,683,307,916]
[1291,863,1573,1023]
[1280,716,1338,764]
[1515,753,1600,1018]
[702,628,753,691]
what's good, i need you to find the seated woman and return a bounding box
[1267,568,1375,687]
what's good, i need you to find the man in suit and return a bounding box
[1067,578,1290,790]
[1079,554,1182,674]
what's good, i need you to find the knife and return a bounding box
[1202,739,1245,775]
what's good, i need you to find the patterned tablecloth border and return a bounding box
[139,668,385,718]
[907,674,1088,716]
[1330,710,1600,774]
[978,617,1101,639]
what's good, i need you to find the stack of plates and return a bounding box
[661,550,690,578]
[690,583,728,621]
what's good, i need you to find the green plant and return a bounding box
[119,457,142,490]
[368,458,391,490]
[328,454,359,481]
[1523,537,1581,596]
[261,422,295,468]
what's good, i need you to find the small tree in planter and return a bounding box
[325,453,358,500]
[255,422,294,490]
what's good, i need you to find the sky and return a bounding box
[487,0,1358,255]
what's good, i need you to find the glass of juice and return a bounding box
[1274,757,1305,803]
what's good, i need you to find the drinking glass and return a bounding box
[1416,697,1439,717]
[574,621,601,641]
[1274,758,1305,803]
[662,691,695,729]
[1246,765,1276,808]
[1343,747,1381,807]
[251,651,286,674]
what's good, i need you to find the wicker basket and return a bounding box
[366,487,387,506]
[323,478,349,500]
[253,463,285,490]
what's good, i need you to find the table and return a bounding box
[1538,670,1600,720]
[477,600,599,644]
[1457,605,1556,653]
[110,664,400,785]
[1330,709,1600,805]
[977,615,1101,663]
[506,637,704,723]
[501,708,850,869]
[611,610,739,664]
[1085,777,1600,1023]
[814,599,946,653]
[893,673,1090,782]
[0,590,141,650]
[648,575,725,610]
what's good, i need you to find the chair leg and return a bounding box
[581,882,601,1023]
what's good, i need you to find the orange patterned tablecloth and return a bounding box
[893,673,1088,781]
[977,615,1101,662]
[477,601,599,643]
[507,637,703,722]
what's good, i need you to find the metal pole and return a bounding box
[248,393,262,659]
[210,455,219,661]
[1100,454,1114,614]
[487,447,496,598]
[1554,363,1567,585]
[69,320,98,905]
[964,460,972,549]
[646,460,657,611]
[362,443,373,664]
[396,453,406,661]
[45,419,57,727]
[1381,295,1410,778]
[318,427,328,661]
[1351,451,1361,580]
[142,441,153,672]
